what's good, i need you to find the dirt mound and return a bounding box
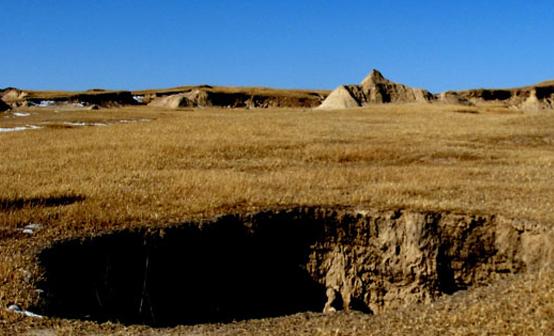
[437,91,473,106]
[147,89,211,108]
[317,69,434,109]
[316,86,360,109]
[147,93,188,109]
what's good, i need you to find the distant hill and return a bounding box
[315,70,554,112]
[3,74,554,112]
[318,70,434,110]
[1,85,329,109]
[141,86,329,109]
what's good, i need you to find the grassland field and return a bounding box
[0,104,553,335]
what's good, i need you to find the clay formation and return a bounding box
[318,70,435,109]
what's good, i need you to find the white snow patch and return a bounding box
[0,125,42,133]
[20,223,42,235]
[118,118,152,124]
[13,112,31,117]
[31,101,90,109]
[63,121,108,127]
[36,100,56,107]
[63,121,87,127]
[7,304,43,318]
[0,127,28,133]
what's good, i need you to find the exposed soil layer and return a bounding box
[1,88,138,108]
[146,88,325,109]
[34,208,551,327]
[455,84,554,111]
[26,91,138,108]
[1,86,326,110]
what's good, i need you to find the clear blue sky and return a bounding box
[1,0,553,92]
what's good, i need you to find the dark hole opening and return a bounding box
[34,208,521,328]
[37,215,328,327]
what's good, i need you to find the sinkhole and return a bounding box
[35,207,545,327]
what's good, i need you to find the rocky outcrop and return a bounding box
[147,87,325,109]
[317,70,554,112]
[437,91,473,106]
[1,88,138,109]
[148,89,219,108]
[148,91,197,109]
[360,70,434,104]
[519,88,554,112]
[1,87,28,108]
[313,86,359,110]
[318,70,435,109]
[453,84,554,111]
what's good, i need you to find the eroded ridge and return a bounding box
[35,208,552,327]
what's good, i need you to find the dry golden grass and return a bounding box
[1,103,553,334]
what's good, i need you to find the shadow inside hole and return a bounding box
[37,216,328,327]
[0,194,85,211]
[35,208,518,328]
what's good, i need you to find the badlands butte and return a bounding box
[1,70,554,335]
[2,69,554,111]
